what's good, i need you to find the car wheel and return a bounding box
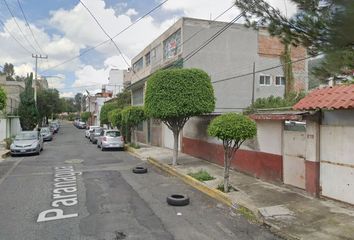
[132,166,148,174]
[97,143,100,148]
[166,194,190,206]
[101,146,105,151]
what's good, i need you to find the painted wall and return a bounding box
[320,125,354,204]
[182,116,283,182]
[0,118,6,141]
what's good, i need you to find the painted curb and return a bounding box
[147,157,233,207]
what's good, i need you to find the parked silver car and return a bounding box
[89,127,103,144]
[40,127,53,141]
[97,130,124,151]
[85,126,100,138]
[10,131,44,156]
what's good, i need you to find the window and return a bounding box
[132,87,144,105]
[132,57,143,72]
[151,47,157,61]
[137,122,144,131]
[163,29,181,60]
[145,52,150,66]
[275,76,285,86]
[260,75,271,86]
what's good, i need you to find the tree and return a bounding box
[121,106,145,144]
[235,0,354,80]
[81,111,91,122]
[3,63,15,81]
[208,113,257,192]
[74,93,83,112]
[100,103,116,126]
[0,86,6,111]
[18,73,39,130]
[116,89,131,108]
[108,109,122,129]
[145,68,215,165]
[37,88,61,125]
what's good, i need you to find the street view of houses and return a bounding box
[0,0,353,239]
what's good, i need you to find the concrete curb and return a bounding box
[147,157,232,207]
[127,148,300,240]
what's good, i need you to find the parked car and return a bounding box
[50,122,59,133]
[77,121,87,129]
[40,127,53,141]
[97,130,124,151]
[89,127,103,144]
[10,131,43,156]
[85,126,100,138]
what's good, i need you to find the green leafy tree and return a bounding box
[0,86,6,111]
[116,89,131,108]
[18,73,39,130]
[108,109,122,129]
[3,63,15,81]
[121,106,145,144]
[208,113,257,192]
[235,0,354,81]
[80,111,91,122]
[74,93,83,112]
[37,88,61,125]
[100,103,116,126]
[145,68,215,165]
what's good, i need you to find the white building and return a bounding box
[106,69,124,96]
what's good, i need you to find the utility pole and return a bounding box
[251,62,256,104]
[32,54,48,104]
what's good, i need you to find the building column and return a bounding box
[305,119,320,197]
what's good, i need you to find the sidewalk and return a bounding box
[128,144,354,240]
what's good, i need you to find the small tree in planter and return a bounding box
[121,106,145,144]
[208,113,257,193]
[145,68,215,166]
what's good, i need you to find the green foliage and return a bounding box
[100,103,116,125]
[68,113,76,121]
[60,97,77,113]
[216,183,235,193]
[37,88,61,125]
[145,68,215,119]
[3,63,15,81]
[0,86,6,111]
[121,106,145,128]
[108,109,122,128]
[245,92,306,114]
[18,73,39,130]
[208,113,257,143]
[80,111,91,122]
[115,89,131,109]
[280,44,295,96]
[188,169,215,182]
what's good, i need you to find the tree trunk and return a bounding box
[223,149,230,193]
[172,129,179,166]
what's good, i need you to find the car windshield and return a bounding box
[40,128,49,133]
[106,131,120,137]
[15,132,37,140]
[94,128,102,133]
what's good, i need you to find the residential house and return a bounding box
[125,17,308,169]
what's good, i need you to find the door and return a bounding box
[283,122,306,189]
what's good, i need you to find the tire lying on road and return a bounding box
[132,166,148,174]
[166,194,190,206]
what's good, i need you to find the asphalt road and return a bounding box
[0,122,279,240]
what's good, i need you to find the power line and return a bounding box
[0,18,32,54]
[40,0,169,74]
[79,0,130,68]
[211,55,315,84]
[3,0,38,54]
[17,0,44,54]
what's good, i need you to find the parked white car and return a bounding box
[85,126,100,138]
[97,130,124,151]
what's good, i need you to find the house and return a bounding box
[106,69,124,96]
[0,76,23,141]
[292,85,354,205]
[124,17,308,163]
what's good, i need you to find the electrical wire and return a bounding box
[17,0,44,54]
[3,0,38,54]
[40,0,170,74]
[0,18,32,54]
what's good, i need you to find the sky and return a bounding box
[0,0,297,98]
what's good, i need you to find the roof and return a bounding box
[293,85,354,110]
[249,111,307,121]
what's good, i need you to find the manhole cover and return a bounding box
[64,159,84,164]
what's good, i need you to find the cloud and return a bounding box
[126,8,138,16]
[46,74,66,89]
[14,63,34,77]
[60,91,75,98]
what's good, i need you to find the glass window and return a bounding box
[137,122,143,131]
[16,132,37,140]
[151,47,157,61]
[275,76,285,86]
[132,87,144,105]
[145,52,150,66]
[133,57,143,72]
[106,131,121,137]
[260,75,271,86]
[163,29,181,60]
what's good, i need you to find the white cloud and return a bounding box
[60,91,75,98]
[46,74,66,89]
[14,63,34,77]
[72,65,109,87]
[126,8,138,16]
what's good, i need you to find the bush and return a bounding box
[188,169,215,182]
[121,106,145,128]
[80,111,91,122]
[100,103,117,125]
[0,86,6,111]
[108,109,122,128]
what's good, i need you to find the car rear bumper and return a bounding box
[102,142,124,148]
